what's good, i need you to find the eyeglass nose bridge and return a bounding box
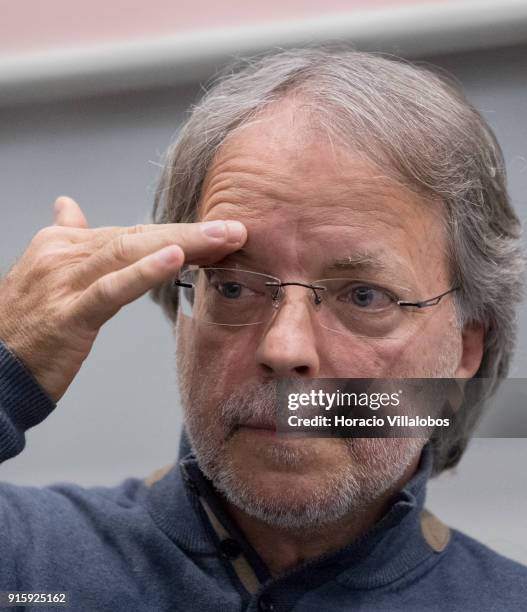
[264,281,327,307]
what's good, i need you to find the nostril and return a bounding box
[295,365,310,375]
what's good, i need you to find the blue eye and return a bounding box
[353,287,374,306]
[217,282,243,299]
[339,284,393,310]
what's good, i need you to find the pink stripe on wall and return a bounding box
[1,0,451,54]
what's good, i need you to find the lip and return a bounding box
[236,423,277,436]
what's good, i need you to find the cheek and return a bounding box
[177,318,260,394]
[320,332,405,377]
[375,316,460,376]
[321,340,379,377]
[321,317,455,377]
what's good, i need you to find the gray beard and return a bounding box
[179,376,425,530]
[176,323,459,530]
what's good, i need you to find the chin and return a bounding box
[208,439,368,529]
[226,430,346,475]
[203,436,424,530]
[216,462,364,530]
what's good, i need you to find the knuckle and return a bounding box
[111,234,131,263]
[33,248,64,273]
[95,276,114,303]
[135,261,151,286]
[127,223,148,235]
[33,225,60,246]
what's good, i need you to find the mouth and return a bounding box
[234,421,277,436]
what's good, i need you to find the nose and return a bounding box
[255,289,321,377]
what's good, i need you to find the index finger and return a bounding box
[112,221,248,264]
[70,220,248,290]
[70,220,245,249]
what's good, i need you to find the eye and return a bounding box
[339,284,394,310]
[216,282,245,299]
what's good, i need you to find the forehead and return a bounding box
[199,99,448,287]
[201,101,397,213]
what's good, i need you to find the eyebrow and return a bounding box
[328,253,388,274]
[327,252,414,294]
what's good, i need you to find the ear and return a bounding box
[454,322,485,378]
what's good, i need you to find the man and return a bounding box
[0,47,525,611]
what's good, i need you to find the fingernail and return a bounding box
[201,220,227,238]
[226,221,245,243]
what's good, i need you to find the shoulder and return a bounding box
[0,466,180,589]
[449,528,527,577]
[439,527,527,604]
[0,472,155,544]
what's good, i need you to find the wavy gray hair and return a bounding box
[149,46,524,475]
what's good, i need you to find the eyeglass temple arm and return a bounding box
[173,280,193,289]
[397,286,460,309]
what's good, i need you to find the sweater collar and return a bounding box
[145,435,441,588]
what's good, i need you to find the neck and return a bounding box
[224,458,420,577]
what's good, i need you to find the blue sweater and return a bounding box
[0,339,526,611]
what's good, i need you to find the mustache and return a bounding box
[218,380,280,437]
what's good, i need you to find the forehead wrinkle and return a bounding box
[200,117,431,222]
[299,207,413,240]
[200,167,295,219]
[203,166,427,223]
[200,134,294,192]
[202,133,409,204]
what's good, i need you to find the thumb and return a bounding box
[53,196,89,228]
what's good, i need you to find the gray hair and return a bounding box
[150,46,525,475]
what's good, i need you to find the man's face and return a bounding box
[176,100,467,528]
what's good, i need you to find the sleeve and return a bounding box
[0,338,56,463]
[0,339,57,587]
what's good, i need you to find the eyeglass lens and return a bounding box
[177,268,410,338]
